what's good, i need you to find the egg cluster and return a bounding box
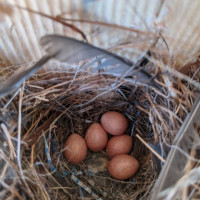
[64,111,139,180]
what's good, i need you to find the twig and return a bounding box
[56,17,157,37]
[136,134,166,163]
[17,86,24,178]
[3,88,20,109]
[0,123,16,159]
[13,4,87,40]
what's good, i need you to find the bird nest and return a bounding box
[0,46,199,200]
[0,4,199,198]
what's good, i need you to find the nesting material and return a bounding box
[0,1,200,200]
[0,56,199,199]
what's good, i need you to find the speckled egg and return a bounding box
[85,123,108,152]
[106,134,132,157]
[64,134,87,164]
[108,154,139,180]
[101,111,128,135]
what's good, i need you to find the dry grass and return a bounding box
[0,48,199,200]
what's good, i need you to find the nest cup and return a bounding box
[1,68,159,199]
[0,0,200,199]
[40,71,162,196]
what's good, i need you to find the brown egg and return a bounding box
[85,123,108,152]
[106,135,132,157]
[64,134,87,164]
[101,111,128,135]
[108,154,139,180]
